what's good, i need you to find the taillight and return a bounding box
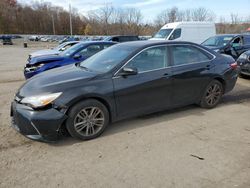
[230,62,238,69]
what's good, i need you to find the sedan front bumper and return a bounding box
[10,101,67,142]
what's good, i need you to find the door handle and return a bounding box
[205,65,210,70]
[162,73,170,78]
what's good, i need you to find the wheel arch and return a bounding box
[65,95,114,122]
[213,77,226,93]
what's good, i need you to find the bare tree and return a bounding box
[168,7,178,22]
[122,8,143,35]
[98,4,114,35]
[230,13,239,24]
[191,7,215,21]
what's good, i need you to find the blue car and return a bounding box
[24,41,116,79]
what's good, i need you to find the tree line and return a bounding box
[0,0,249,35]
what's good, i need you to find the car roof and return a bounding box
[110,35,138,37]
[78,41,116,45]
[212,34,250,38]
[215,34,238,36]
[64,41,80,44]
[113,40,198,49]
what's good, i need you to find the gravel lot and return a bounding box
[0,41,250,188]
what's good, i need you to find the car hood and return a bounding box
[28,54,65,65]
[30,49,59,57]
[18,64,98,97]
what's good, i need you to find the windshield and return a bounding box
[153,29,173,39]
[53,42,67,51]
[60,43,85,56]
[79,45,136,73]
[202,36,234,47]
[103,36,112,41]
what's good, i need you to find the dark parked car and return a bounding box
[2,36,13,45]
[237,50,250,77]
[202,34,250,59]
[11,41,238,142]
[24,41,115,79]
[104,35,139,42]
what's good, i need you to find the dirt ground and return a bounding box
[0,41,250,188]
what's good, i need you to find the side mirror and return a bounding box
[73,54,81,59]
[119,67,138,76]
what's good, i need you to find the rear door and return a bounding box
[242,35,250,53]
[113,45,173,118]
[170,45,215,105]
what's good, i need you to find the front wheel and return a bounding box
[200,80,223,109]
[66,99,109,140]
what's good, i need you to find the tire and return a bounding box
[66,99,109,140]
[239,73,249,79]
[200,80,223,109]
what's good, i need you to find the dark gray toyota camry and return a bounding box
[11,41,238,142]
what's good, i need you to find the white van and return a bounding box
[150,22,216,44]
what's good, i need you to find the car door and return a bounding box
[242,35,250,54]
[170,45,215,106]
[225,36,245,58]
[113,45,173,118]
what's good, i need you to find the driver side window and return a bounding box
[77,45,102,57]
[125,46,168,73]
[232,37,243,47]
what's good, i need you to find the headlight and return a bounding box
[37,63,45,68]
[25,64,44,72]
[21,92,62,108]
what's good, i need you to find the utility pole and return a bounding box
[52,14,55,35]
[69,3,73,36]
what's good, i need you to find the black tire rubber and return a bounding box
[66,99,109,140]
[200,80,223,109]
[239,73,249,79]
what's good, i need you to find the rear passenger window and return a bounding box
[103,44,113,49]
[244,36,250,44]
[125,46,168,72]
[119,37,127,42]
[112,37,119,42]
[171,45,211,66]
[78,45,102,57]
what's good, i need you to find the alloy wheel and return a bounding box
[74,107,105,137]
[205,83,222,106]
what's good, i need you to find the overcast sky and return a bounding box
[18,0,250,22]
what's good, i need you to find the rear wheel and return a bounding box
[200,80,223,109]
[66,99,109,140]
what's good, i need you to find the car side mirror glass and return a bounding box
[119,67,138,76]
[73,54,81,59]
